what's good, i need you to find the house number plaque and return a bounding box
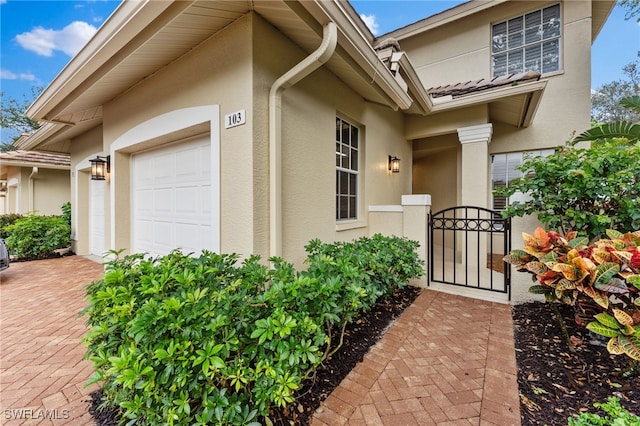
[224,110,246,129]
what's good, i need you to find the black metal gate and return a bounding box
[429,206,511,299]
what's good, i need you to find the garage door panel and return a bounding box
[153,188,174,213]
[175,223,202,252]
[153,221,174,247]
[176,187,200,214]
[201,186,212,214]
[132,135,214,258]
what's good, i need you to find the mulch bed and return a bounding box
[9,250,75,263]
[513,302,640,425]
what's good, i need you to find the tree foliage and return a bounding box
[497,96,640,240]
[619,0,640,21]
[0,87,42,150]
[591,59,640,123]
[496,139,640,239]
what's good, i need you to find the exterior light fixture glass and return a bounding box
[90,155,110,181]
[0,182,6,197]
[388,155,400,173]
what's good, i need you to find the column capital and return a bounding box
[457,123,493,145]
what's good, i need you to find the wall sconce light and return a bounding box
[388,155,400,173]
[89,155,110,181]
[0,182,6,197]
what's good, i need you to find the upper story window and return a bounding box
[336,117,359,221]
[492,4,561,77]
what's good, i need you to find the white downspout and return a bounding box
[269,22,337,259]
[28,167,39,212]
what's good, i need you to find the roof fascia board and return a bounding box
[26,0,184,121]
[382,0,508,41]
[430,79,547,113]
[299,0,413,110]
[14,123,68,151]
[591,0,616,42]
[0,161,70,171]
[393,52,434,114]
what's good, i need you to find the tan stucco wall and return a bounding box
[32,168,70,216]
[1,165,69,216]
[402,0,592,153]
[413,136,459,214]
[89,12,413,265]
[102,14,253,257]
[251,16,412,265]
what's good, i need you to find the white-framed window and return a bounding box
[336,117,359,221]
[491,149,554,210]
[492,4,561,77]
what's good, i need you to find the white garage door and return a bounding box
[89,179,105,256]
[132,135,214,258]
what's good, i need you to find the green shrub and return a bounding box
[4,214,70,258]
[82,234,423,425]
[0,213,23,239]
[505,228,640,361]
[61,202,71,227]
[568,396,640,425]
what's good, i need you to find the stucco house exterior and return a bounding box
[16,0,613,301]
[0,150,70,216]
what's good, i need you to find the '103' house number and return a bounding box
[224,110,246,129]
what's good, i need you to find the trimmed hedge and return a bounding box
[4,214,70,258]
[0,213,23,239]
[83,234,424,425]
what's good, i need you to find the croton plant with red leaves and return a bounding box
[505,228,640,361]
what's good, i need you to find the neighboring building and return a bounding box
[16,0,613,301]
[0,150,70,216]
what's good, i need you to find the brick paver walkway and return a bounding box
[312,290,521,425]
[0,256,104,425]
[1,258,520,425]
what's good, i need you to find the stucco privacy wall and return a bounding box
[102,14,253,257]
[32,168,70,215]
[251,16,412,265]
[400,0,592,152]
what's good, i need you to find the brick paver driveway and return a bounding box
[1,256,103,425]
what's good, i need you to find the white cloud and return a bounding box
[360,13,380,36]
[1,69,37,81]
[16,21,97,57]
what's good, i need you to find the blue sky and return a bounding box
[1,0,638,105]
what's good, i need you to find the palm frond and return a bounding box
[620,95,640,114]
[573,121,640,143]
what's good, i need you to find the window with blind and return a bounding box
[491,150,554,211]
[492,4,561,77]
[336,117,359,221]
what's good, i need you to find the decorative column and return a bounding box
[457,123,493,208]
[457,124,493,280]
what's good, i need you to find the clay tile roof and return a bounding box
[427,71,541,99]
[0,150,70,167]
